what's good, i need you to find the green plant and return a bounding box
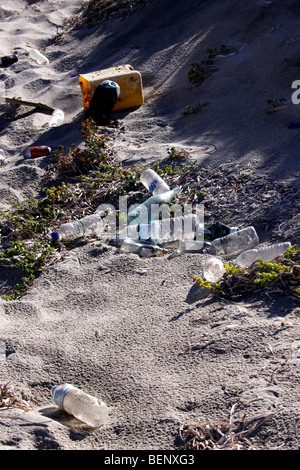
[154,158,196,176]
[193,275,221,295]
[181,103,207,116]
[0,239,54,300]
[50,118,113,176]
[194,246,300,298]
[188,61,218,85]
[265,97,288,114]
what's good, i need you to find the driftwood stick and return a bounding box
[1,97,54,112]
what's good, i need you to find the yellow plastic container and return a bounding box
[79,64,144,112]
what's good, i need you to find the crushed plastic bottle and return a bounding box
[209,226,259,257]
[51,214,105,241]
[49,109,64,127]
[203,257,226,282]
[29,49,49,65]
[235,242,291,269]
[140,169,170,195]
[51,384,109,427]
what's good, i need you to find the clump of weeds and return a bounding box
[193,245,300,299]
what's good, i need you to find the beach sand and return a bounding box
[0,0,300,451]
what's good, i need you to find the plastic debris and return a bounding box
[29,49,49,65]
[140,169,170,195]
[51,384,109,427]
[208,226,259,257]
[49,109,65,128]
[203,257,226,282]
[235,242,291,268]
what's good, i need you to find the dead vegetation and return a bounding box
[0,383,32,411]
[178,401,276,450]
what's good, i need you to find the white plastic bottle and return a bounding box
[235,242,291,268]
[49,109,64,127]
[203,257,226,282]
[51,214,105,241]
[51,384,109,427]
[140,169,170,195]
[29,48,49,65]
[209,226,259,257]
[0,149,5,166]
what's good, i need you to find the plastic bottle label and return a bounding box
[52,384,76,409]
[72,220,86,237]
[149,178,162,193]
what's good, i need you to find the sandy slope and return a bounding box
[0,0,300,451]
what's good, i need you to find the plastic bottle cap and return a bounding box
[51,231,59,241]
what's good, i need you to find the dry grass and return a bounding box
[178,402,276,450]
[0,383,32,411]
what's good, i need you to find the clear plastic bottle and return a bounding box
[127,186,180,224]
[51,384,109,427]
[177,239,204,254]
[51,214,105,241]
[49,109,64,127]
[120,238,165,257]
[209,226,259,257]
[235,242,291,268]
[29,49,49,65]
[203,257,226,282]
[140,169,170,195]
[139,212,198,243]
[0,149,5,166]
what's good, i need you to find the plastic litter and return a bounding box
[203,257,226,282]
[139,213,198,244]
[0,55,18,66]
[52,213,105,241]
[49,109,64,127]
[177,239,204,254]
[85,80,120,124]
[0,340,5,363]
[120,238,165,257]
[51,384,109,427]
[29,49,49,65]
[204,222,238,241]
[127,186,180,224]
[235,242,291,268]
[140,169,170,195]
[79,64,144,112]
[208,226,259,257]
